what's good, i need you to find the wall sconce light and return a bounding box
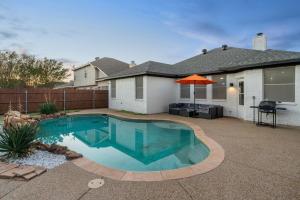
[229,83,234,87]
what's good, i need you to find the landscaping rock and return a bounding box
[65,151,83,160]
[49,144,68,154]
[35,141,50,151]
[3,110,37,128]
[13,166,36,176]
[60,112,66,116]
[0,162,46,180]
[40,113,64,120]
[10,150,66,169]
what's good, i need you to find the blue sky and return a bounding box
[1,0,300,67]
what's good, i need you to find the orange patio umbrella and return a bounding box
[176,74,215,113]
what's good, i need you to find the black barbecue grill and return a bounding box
[258,101,277,128]
[250,100,287,128]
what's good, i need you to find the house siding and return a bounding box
[146,76,177,114]
[109,65,300,126]
[109,76,147,114]
[175,65,300,126]
[74,64,96,87]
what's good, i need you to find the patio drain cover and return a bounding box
[88,178,104,189]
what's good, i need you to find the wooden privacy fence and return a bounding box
[0,88,108,114]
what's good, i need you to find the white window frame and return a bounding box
[263,66,295,103]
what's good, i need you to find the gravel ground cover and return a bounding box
[10,150,66,169]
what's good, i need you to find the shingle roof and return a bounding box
[174,47,300,75]
[106,61,177,79]
[105,47,300,80]
[90,57,129,76]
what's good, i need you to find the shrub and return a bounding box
[0,124,37,158]
[39,102,58,115]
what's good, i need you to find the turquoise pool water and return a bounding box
[37,115,210,171]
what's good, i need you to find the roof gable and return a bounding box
[90,57,129,76]
[106,61,176,79]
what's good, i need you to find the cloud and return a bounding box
[0,31,17,39]
[0,14,6,21]
[56,58,79,65]
[269,30,300,50]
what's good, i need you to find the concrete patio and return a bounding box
[0,109,299,200]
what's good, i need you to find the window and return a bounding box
[195,85,206,99]
[264,66,295,102]
[180,84,190,99]
[135,76,143,99]
[111,80,116,98]
[239,81,244,105]
[212,75,227,99]
[84,70,87,78]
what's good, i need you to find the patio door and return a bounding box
[237,79,245,118]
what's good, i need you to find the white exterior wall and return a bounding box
[146,76,177,114]
[74,65,96,87]
[96,80,109,89]
[176,65,300,126]
[109,76,148,114]
[109,76,177,114]
[244,65,300,126]
[109,65,300,126]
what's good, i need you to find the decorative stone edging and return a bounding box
[0,162,46,181]
[70,110,225,181]
[35,142,83,160]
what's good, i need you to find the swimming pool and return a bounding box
[37,115,210,172]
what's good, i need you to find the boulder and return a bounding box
[34,142,50,151]
[49,144,68,154]
[3,110,37,128]
[60,112,66,116]
[65,151,83,160]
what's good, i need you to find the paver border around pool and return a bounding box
[70,110,225,181]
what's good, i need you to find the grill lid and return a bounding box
[259,101,276,110]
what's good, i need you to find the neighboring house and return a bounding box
[73,57,130,90]
[53,80,74,89]
[106,33,300,126]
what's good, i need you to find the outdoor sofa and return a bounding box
[169,103,223,119]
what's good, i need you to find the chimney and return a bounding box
[222,44,228,50]
[95,57,100,60]
[129,61,136,68]
[202,49,207,54]
[253,33,267,51]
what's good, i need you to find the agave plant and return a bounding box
[0,124,37,158]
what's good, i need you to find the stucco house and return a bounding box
[73,57,130,90]
[106,33,300,126]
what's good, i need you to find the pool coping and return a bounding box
[70,111,225,181]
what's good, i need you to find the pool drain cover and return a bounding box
[88,178,105,189]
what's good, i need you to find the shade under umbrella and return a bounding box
[176,74,215,115]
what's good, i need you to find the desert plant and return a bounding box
[0,124,37,158]
[39,102,58,115]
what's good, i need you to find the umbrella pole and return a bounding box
[194,82,196,116]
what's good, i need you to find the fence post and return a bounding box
[93,90,95,109]
[63,89,66,113]
[25,90,28,114]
